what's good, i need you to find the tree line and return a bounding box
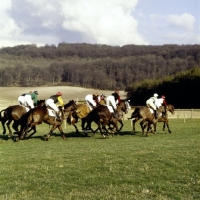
[0,43,200,103]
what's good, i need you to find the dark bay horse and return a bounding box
[113,100,131,131]
[14,100,77,141]
[82,99,131,136]
[67,98,106,133]
[0,100,45,136]
[128,104,174,136]
[67,99,130,135]
[82,105,119,137]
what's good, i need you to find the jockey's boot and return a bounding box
[56,112,61,122]
[154,110,158,119]
[113,109,118,118]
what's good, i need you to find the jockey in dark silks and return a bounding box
[111,90,121,105]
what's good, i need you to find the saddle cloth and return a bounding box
[87,104,114,113]
[149,107,162,116]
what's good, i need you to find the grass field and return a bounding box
[0,119,199,200]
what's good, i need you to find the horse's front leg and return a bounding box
[117,119,123,132]
[139,120,145,135]
[45,125,56,141]
[164,120,171,133]
[57,125,67,140]
[163,122,166,131]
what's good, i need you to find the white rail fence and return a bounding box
[124,108,200,121]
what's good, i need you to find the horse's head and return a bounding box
[64,100,77,111]
[167,104,175,115]
[118,100,131,114]
[37,99,46,107]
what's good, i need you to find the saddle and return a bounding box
[46,106,61,117]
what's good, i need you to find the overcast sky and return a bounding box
[0,0,199,48]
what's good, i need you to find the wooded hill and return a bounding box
[0,43,199,88]
[0,43,199,108]
[126,67,200,109]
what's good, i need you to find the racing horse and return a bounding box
[67,96,106,133]
[0,100,45,137]
[128,104,174,136]
[110,99,131,132]
[82,99,131,136]
[144,104,175,133]
[14,100,77,141]
[82,105,119,137]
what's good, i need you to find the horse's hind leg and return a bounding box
[26,126,37,138]
[6,119,13,136]
[1,119,8,135]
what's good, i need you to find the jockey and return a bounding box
[106,90,121,117]
[18,93,26,106]
[146,93,158,119]
[46,92,64,121]
[24,91,39,109]
[155,95,168,117]
[85,93,102,110]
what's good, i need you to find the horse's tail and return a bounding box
[0,109,6,121]
[66,111,73,125]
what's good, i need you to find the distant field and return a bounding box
[0,86,126,110]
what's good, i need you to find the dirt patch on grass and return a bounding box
[0,86,127,110]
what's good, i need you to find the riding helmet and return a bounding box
[56,92,62,96]
[101,94,106,98]
[154,93,158,97]
[161,95,165,99]
[34,91,39,95]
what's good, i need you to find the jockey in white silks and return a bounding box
[85,93,103,110]
[106,90,121,117]
[18,93,26,106]
[24,91,39,109]
[146,93,158,118]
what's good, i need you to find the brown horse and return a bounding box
[67,99,130,134]
[0,100,45,136]
[67,98,106,133]
[111,99,131,131]
[81,99,131,136]
[14,100,77,141]
[128,104,174,136]
[146,104,175,133]
[82,105,119,137]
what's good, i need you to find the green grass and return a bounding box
[0,119,199,200]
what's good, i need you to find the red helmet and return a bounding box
[161,95,165,99]
[56,92,62,96]
[115,90,119,94]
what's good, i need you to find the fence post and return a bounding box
[184,110,185,123]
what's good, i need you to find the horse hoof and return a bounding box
[14,137,19,142]
[8,134,12,138]
[61,135,66,140]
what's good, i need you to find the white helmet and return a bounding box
[154,93,158,97]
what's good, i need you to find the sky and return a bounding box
[0,0,199,48]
